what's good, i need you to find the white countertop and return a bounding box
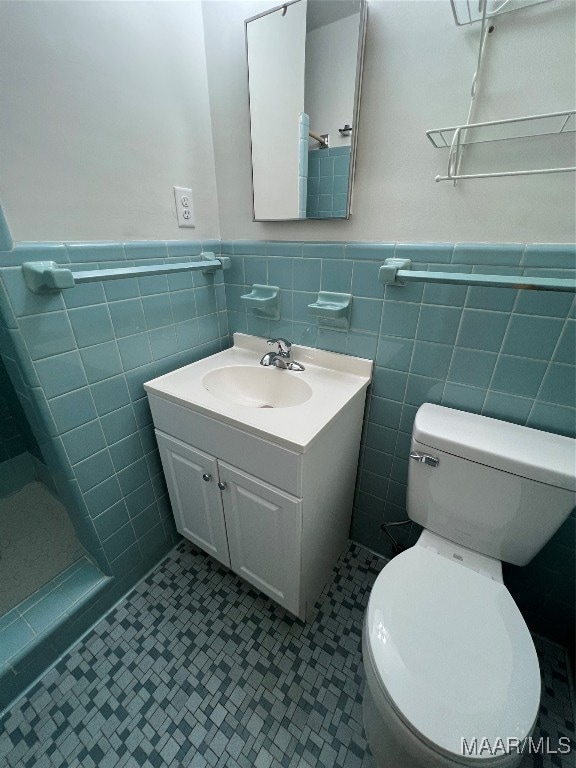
[144,333,373,452]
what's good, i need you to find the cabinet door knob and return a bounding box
[217,481,227,491]
[202,473,212,482]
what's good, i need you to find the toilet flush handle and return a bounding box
[410,452,439,468]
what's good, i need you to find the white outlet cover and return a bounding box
[174,186,195,228]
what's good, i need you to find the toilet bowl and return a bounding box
[362,404,576,767]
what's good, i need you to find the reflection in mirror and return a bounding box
[246,0,366,221]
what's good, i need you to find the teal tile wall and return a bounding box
[0,238,228,708]
[224,239,576,649]
[306,147,350,218]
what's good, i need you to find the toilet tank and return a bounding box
[407,404,576,566]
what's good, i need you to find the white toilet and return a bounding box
[362,403,576,768]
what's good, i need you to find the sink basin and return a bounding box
[202,365,312,408]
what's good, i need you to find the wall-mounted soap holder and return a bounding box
[308,292,352,331]
[240,284,281,321]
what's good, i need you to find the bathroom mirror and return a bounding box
[245,0,367,221]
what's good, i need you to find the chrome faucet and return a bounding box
[260,338,305,371]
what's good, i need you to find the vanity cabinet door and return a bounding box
[218,462,302,616]
[156,432,230,568]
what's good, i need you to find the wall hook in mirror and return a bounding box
[339,124,353,136]
[281,5,287,16]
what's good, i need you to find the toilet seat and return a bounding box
[365,543,540,760]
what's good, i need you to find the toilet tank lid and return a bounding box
[413,404,576,492]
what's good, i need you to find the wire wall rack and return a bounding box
[450,0,552,26]
[430,0,575,183]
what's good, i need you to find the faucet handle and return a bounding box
[267,338,291,356]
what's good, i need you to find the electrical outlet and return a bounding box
[173,186,195,228]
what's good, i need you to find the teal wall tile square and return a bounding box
[123,241,169,260]
[169,290,197,324]
[268,258,293,289]
[19,311,76,360]
[293,259,321,292]
[365,422,398,454]
[417,305,461,344]
[138,274,168,296]
[175,319,200,351]
[108,299,147,337]
[457,310,509,351]
[103,274,139,302]
[117,457,149,496]
[395,243,453,264]
[360,470,389,500]
[441,382,486,413]
[116,333,152,371]
[515,289,574,318]
[346,243,395,261]
[362,447,394,478]
[334,155,350,175]
[142,294,173,329]
[317,328,347,354]
[66,243,125,263]
[538,363,575,407]
[302,243,346,259]
[345,331,378,360]
[102,521,137,562]
[321,260,353,293]
[100,404,138,446]
[166,241,203,258]
[404,374,444,406]
[554,321,575,364]
[62,419,106,465]
[503,315,564,360]
[35,351,88,398]
[125,480,156,518]
[69,305,114,348]
[149,326,178,360]
[132,502,161,538]
[482,392,532,425]
[93,500,131,543]
[372,368,408,402]
[465,284,516,312]
[91,375,131,416]
[448,347,497,388]
[491,355,548,398]
[350,298,382,332]
[523,244,576,269]
[49,387,97,433]
[195,286,217,317]
[80,341,122,384]
[232,241,268,256]
[352,262,382,299]
[109,433,144,473]
[452,243,523,266]
[527,402,576,438]
[74,449,115,493]
[411,341,453,379]
[63,280,107,310]
[381,301,420,338]
[369,397,403,429]
[83,476,123,518]
[385,281,425,304]
[266,242,303,258]
[376,335,414,371]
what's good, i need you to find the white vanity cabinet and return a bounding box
[156,431,302,616]
[145,333,372,621]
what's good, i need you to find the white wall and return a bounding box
[202,0,576,243]
[305,13,361,149]
[0,0,220,243]
[247,0,307,219]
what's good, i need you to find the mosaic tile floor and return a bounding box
[0,481,84,614]
[0,541,574,768]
